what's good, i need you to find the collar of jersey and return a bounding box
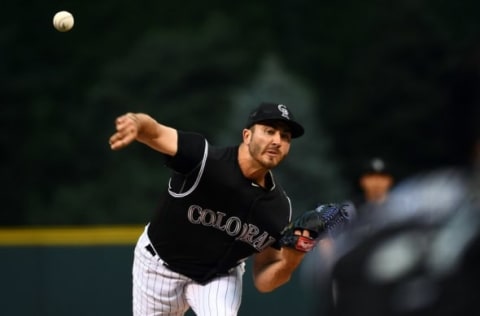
[250,170,275,191]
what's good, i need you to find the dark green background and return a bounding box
[2,0,480,226]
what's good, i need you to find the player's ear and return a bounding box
[242,128,252,144]
[359,175,368,189]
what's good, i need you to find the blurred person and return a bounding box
[356,157,394,214]
[300,158,394,316]
[328,139,480,316]
[108,102,351,316]
[347,157,396,241]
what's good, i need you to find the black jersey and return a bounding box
[147,131,293,284]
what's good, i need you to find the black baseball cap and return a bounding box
[245,102,305,138]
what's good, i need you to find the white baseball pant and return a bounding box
[132,226,245,316]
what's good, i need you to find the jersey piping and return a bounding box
[167,140,209,198]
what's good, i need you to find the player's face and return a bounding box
[360,174,393,201]
[247,123,291,169]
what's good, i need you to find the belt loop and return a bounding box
[145,244,156,257]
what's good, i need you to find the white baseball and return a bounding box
[53,11,74,32]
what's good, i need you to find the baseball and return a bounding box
[53,11,74,32]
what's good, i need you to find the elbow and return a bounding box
[255,284,274,293]
[254,275,291,293]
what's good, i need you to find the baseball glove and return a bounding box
[280,202,355,252]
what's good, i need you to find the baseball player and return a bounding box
[109,102,352,316]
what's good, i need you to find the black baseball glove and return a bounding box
[279,202,355,252]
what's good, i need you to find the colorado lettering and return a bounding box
[187,205,276,251]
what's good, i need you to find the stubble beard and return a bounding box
[249,142,283,169]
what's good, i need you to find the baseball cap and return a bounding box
[245,102,305,138]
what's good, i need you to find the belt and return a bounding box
[145,244,169,268]
[145,244,157,257]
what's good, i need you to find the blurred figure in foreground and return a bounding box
[329,143,480,316]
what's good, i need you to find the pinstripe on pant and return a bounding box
[133,226,245,316]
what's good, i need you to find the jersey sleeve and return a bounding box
[164,131,206,174]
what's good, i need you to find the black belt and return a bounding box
[145,244,156,257]
[145,244,170,268]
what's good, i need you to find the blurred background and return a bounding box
[1,0,480,315]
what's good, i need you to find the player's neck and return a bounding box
[365,192,388,203]
[237,144,269,187]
